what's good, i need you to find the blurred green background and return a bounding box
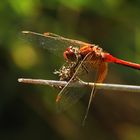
[1,0,140,140]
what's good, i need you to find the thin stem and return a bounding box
[18,78,140,93]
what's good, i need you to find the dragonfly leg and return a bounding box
[81,64,89,74]
[82,83,96,126]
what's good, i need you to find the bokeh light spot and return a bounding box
[12,44,38,70]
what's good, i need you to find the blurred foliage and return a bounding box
[1,0,140,140]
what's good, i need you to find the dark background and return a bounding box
[1,0,140,140]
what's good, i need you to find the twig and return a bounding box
[18,78,140,93]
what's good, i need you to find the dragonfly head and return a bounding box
[63,46,80,62]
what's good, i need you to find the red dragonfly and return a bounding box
[22,31,140,124]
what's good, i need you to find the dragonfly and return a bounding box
[22,31,140,124]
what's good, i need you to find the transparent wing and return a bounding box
[56,55,108,111]
[56,68,98,112]
[56,53,99,111]
[56,84,91,112]
[21,31,92,53]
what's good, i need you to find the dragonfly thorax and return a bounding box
[79,45,103,58]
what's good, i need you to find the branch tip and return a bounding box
[18,78,23,82]
[22,31,30,34]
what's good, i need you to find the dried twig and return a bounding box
[18,78,140,93]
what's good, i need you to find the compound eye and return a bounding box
[66,47,72,52]
[63,47,77,61]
